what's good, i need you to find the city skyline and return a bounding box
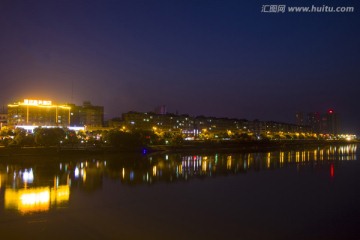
[0,97,345,130]
[0,1,359,134]
[2,97,350,139]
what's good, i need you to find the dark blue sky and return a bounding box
[0,0,359,133]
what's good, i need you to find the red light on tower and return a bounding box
[328,109,334,114]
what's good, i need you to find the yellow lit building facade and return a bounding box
[7,99,71,127]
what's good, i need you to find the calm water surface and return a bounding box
[0,144,359,240]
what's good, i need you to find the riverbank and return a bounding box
[0,140,358,157]
[148,139,359,154]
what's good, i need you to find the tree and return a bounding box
[0,127,13,137]
[64,129,79,145]
[172,134,184,145]
[6,128,35,147]
[34,127,66,146]
[238,133,251,141]
[13,128,27,146]
[107,130,143,148]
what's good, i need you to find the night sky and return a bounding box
[0,0,359,133]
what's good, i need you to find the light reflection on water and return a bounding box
[0,144,357,214]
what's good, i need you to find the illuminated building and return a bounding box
[263,121,310,134]
[7,99,71,127]
[194,116,249,135]
[7,99,104,129]
[122,111,310,138]
[122,111,194,132]
[69,101,104,127]
[123,111,251,136]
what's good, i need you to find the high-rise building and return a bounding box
[7,99,71,127]
[295,112,305,126]
[307,112,321,133]
[321,109,339,135]
[154,105,167,115]
[298,110,339,135]
[70,101,104,127]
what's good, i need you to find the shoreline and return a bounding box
[148,140,359,154]
[0,140,358,158]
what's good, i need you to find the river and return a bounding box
[0,144,359,239]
